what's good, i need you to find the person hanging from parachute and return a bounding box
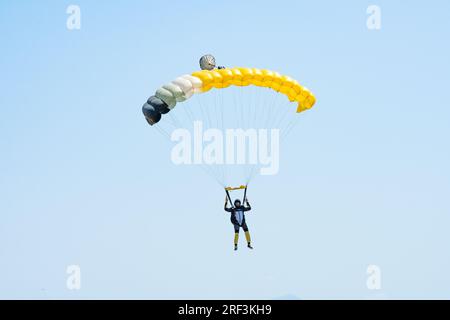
[224,185,253,251]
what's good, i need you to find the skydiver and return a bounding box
[224,197,253,251]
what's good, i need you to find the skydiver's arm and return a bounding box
[244,198,251,211]
[224,197,233,212]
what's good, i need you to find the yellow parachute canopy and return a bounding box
[192,67,316,112]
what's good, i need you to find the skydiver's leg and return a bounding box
[233,224,240,250]
[242,222,253,249]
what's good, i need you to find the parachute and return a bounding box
[143,61,316,188]
[143,67,316,125]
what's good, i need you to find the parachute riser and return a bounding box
[225,189,234,209]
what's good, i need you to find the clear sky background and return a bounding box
[1,0,449,299]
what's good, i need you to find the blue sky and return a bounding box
[1,0,450,299]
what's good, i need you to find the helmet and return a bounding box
[234,199,241,207]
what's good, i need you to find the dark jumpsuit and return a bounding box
[224,203,252,233]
